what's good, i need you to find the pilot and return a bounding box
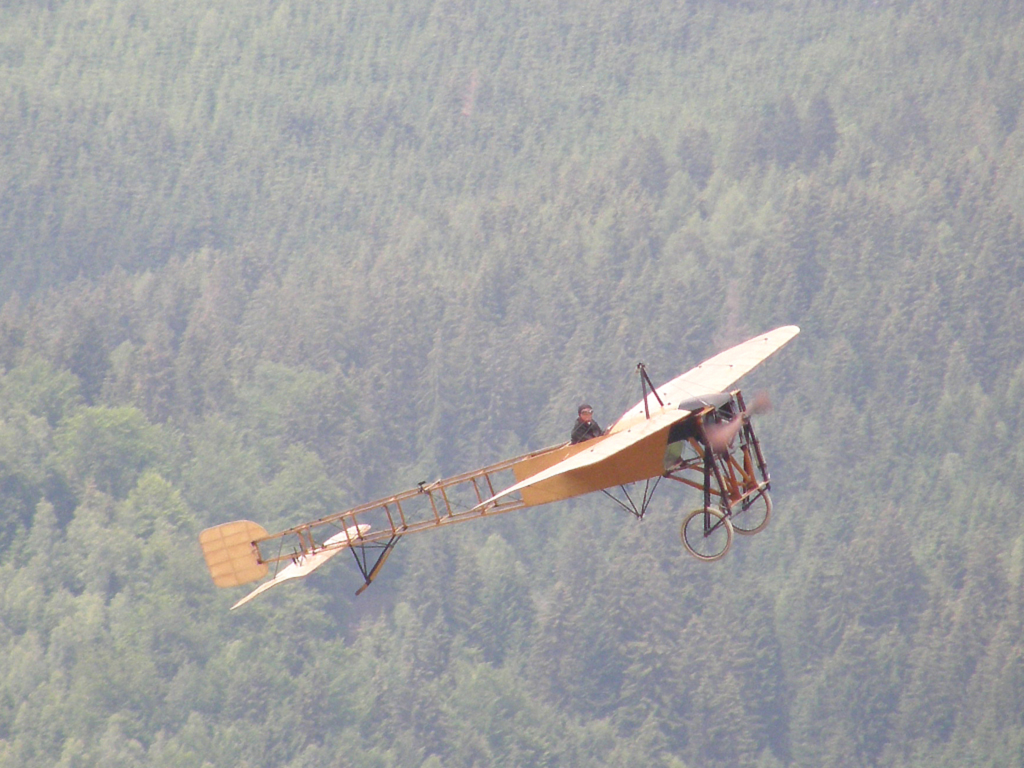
[571,404,603,444]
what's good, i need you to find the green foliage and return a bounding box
[0,0,1023,765]
[54,406,165,498]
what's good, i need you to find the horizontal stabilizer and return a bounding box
[230,524,371,610]
[200,520,270,588]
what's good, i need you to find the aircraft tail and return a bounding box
[199,520,270,588]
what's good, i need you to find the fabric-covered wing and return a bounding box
[475,408,693,510]
[609,325,800,433]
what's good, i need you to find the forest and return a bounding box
[1,0,1024,765]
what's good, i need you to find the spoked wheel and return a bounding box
[681,507,734,561]
[729,487,772,535]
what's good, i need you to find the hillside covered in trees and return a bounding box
[1,0,1024,765]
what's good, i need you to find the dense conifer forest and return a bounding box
[1,0,1023,765]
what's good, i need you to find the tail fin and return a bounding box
[199,520,270,587]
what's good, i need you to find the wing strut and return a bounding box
[600,476,662,520]
[352,535,402,595]
[636,363,664,420]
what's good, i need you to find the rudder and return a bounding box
[199,520,270,587]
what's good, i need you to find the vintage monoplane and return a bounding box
[200,325,799,609]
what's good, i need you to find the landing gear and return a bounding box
[663,390,775,560]
[622,369,777,563]
[681,507,734,561]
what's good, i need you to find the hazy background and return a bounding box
[0,0,1023,765]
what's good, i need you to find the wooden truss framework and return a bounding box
[251,446,548,594]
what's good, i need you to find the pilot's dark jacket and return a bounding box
[571,418,603,444]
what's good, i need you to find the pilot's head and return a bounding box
[578,404,594,422]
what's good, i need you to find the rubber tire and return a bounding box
[681,507,734,561]
[730,489,772,535]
